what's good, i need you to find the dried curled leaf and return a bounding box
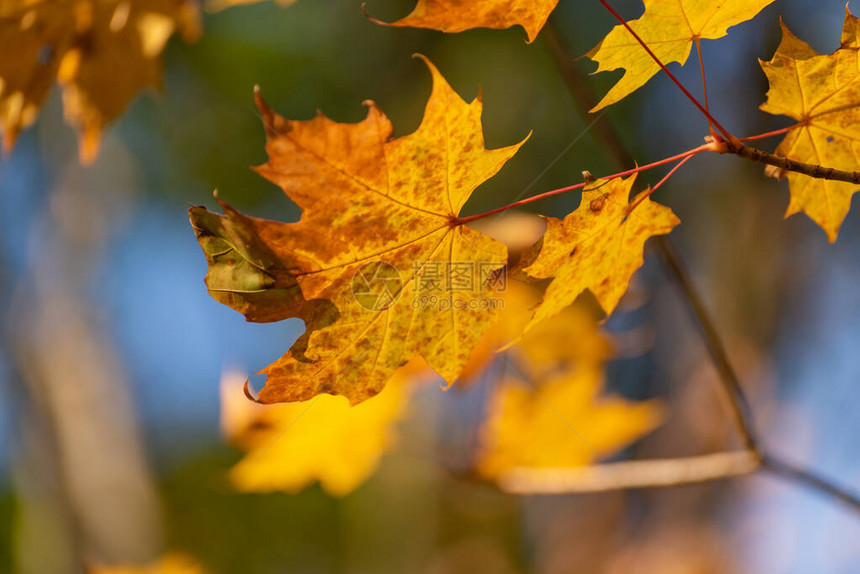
[587,0,775,111]
[0,0,200,163]
[519,175,679,331]
[191,56,528,405]
[222,363,426,496]
[759,9,860,242]
[366,0,559,43]
[189,197,334,324]
[478,366,663,478]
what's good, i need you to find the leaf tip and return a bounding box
[359,2,386,26]
[243,376,262,403]
[411,52,432,67]
[254,85,279,136]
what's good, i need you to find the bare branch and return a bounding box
[498,451,760,494]
[725,141,860,185]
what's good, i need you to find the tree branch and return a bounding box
[762,454,860,513]
[725,141,860,185]
[654,236,761,456]
[499,451,760,494]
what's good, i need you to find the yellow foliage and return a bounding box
[470,282,661,479]
[222,363,427,497]
[0,0,200,163]
[478,365,663,478]
[760,8,860,242]
[89,553,206,574]
[456,280,612,386]
[519,175,678,330]
[587,0,775,111]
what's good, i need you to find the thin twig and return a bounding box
[454,144,709,225]
[761,454,860,513]
[695,38,715,138]
[654,236,761,456]
[499,451,760,494]
[738,126,797,142]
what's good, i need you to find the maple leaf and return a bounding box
[475,278,661,477]
[587,0,775,111]
[759,9,860,242]
[89,553,207,574]
[456,280,613,387]
[518,175,679,331]
[0,0,200,163]
[478,364,663,477]
[365,0,559,43]
[190,56,527,405]
[221,362,427,496]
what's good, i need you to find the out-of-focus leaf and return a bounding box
[89,553,207,574]
[221,362,429,497]
[0,0,200,163]
[478,365,663,478]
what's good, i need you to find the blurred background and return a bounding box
[1,0,859,572]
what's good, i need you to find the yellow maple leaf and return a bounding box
[222,363,426,497]
[456,280,613,387]
[519,175,678,331]
[478,364,663,478]
[759,9,860,242]
[89,553,206,574]
[366,0,559,43]
[0,0,200,163]
[587,0,775,111]
[190,56,528,405]
[494,281,613,370]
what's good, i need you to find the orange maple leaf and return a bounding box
[0,0,200,163]
[191,56,528,405]
[759,8,860,242]
[365,0,559,43]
